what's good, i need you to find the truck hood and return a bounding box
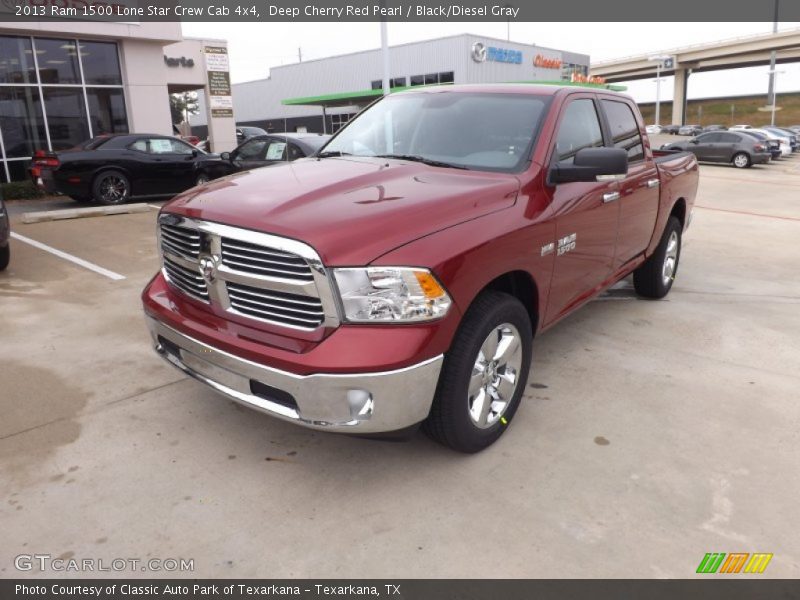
[165,156,520,265]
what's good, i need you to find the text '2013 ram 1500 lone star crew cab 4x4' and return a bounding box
[142,84,699,453]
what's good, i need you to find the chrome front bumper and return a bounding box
[146,316,443,433]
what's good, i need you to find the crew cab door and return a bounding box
[599,98,660,267]
[543,96,620,326]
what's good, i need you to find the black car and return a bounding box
[220,133,331,173]
[32,134,230,205]
[661,125,681,135]
[0,188,9,271]
[662,131,772,168]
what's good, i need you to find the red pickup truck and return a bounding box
[142,85,698,452]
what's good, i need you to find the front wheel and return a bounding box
[93,171,130,205]
[732,152,751,169]
[633,216,682,299]
[195,172,209,187]
[423,291,533,453]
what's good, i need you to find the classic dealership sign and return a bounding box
[534,54,562,70]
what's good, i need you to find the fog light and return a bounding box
[347,389,374,420]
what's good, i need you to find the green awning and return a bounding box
[282,81,627,108]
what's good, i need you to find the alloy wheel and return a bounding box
[662,230,679,286]
[467,323,523,429]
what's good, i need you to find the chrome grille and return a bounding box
[227,282,324,328]
[157,215,339,332]
[163,256,209,302]
[221,238,313,282]
[160,223,200,260]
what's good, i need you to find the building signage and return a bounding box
[571,72,607,85]
[164,56,194,68]
[204,46,232,118]
[471,42,522,65]
[534,54,562,70]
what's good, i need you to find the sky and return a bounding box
[181,21,800,104]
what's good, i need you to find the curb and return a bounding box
[22,203,152,224]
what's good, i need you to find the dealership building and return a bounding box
[0,20,236,182]
[190,34,591,137]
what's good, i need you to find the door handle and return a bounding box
[603,191,620,203]
[646,179,660,188]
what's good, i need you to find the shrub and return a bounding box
[1,180,45,200]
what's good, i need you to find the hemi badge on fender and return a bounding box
[541,242,555,256]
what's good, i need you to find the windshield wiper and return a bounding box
[375,154,469,170]
[316,150,351,158]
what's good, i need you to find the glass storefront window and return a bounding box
[87,88,128,135]
[42,88,90,150]
[0,36,36,84]
[35,38,81,84]
[80,41,122,85]
[0,87,47,157]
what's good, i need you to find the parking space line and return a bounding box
[10,232,126,281]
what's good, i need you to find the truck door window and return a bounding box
[601,100,645,162]
[555,99,604,164]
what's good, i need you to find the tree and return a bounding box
[170,92,199,125]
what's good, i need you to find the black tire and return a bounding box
[195,172,209,187]
[423,290,533,453]
[0,244,9,271]
[633,216,682,299]
[732,152,751,169]
[92,170,130,205]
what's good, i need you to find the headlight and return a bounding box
[333,267,452,323]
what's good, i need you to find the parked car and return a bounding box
[645,125,662,135]
[740,131,782,160]
[787,125,800,134]
[702,124,726,132]
[746,128,792,157]
[31,134,230,205]
[0,188,9,271]
[219,133,331,173]
[236,126,268,143]
[661,125,680,135]
[662,130,771,168]
[143,84,699,452]
[763,127,798,151]
[678,124,703,136]
[729,124,753,131]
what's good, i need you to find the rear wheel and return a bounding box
[0,244,9,271]
[732,152,751,169]
[423,291,533,453]
[633,216,682,299]
[195,172,209,186]
[93,171,130,205]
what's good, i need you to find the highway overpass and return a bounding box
[590,28,800,125]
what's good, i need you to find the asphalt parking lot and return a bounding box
[2,141,799,578]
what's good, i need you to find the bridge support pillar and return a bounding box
[672,68,690,126]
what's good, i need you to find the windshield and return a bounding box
[321,92,549,172]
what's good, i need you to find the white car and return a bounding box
[746,128,792,156]
[730,124,753,131]
[646,125,663,135]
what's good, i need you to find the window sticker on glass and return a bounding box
[265,142,286,160]
[151,139,173,153]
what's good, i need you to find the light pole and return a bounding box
[648,55,671,126]
[767,0,780,109]
[767,69,785,126]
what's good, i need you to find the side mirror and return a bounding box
[191,149,199,157]
[220,152,231,160]
[689,139,699,144]
[549,147,628,184]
